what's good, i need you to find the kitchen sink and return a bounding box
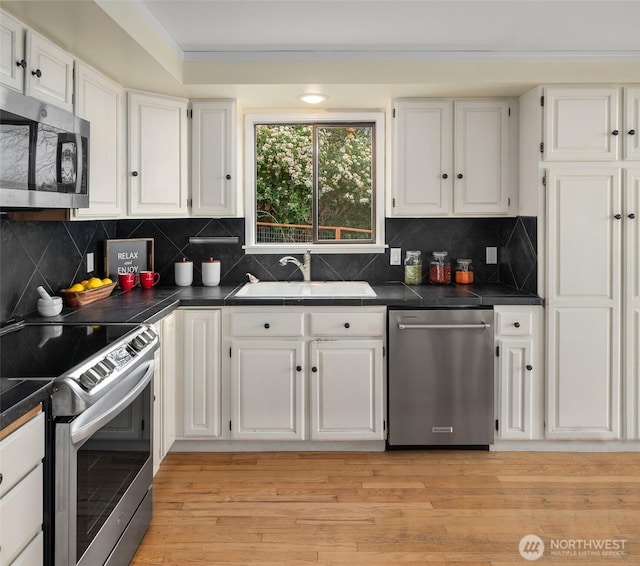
[234,281,376,298]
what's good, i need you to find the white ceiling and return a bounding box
[137,0,640,60]
[2,0,640,106]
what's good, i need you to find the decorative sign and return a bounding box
[104,238,154,281]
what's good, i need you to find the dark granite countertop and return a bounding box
[2,281,540,429]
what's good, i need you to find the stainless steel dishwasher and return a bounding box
[388,309,494,447]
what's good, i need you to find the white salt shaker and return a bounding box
[202,257,221,286]
[175,257,193,286]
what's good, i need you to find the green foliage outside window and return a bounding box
[255,123,374,243]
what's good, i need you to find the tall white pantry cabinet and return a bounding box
[520,85,640,441]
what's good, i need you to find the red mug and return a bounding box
[139,271,160,290]
[118,273,138,292]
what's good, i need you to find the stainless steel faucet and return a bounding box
[278,250,311,281]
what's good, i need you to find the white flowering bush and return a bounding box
[256,124,373,241]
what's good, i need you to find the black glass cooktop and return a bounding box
[0,323,141,381]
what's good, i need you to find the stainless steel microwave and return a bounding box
[0,85,89,209]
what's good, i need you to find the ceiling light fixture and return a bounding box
[298,93,327,104]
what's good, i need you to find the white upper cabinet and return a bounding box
[127,90,189,217]
[191,100,238,217]
[73,62,125,219]
[625,88,640,161]
[392,100,452,216]
[1,11,73,112]
[544,86,640,162]
[0,9,25,91]
[24,29,73,111]
[392,98,514,217]
[453,100,511,215]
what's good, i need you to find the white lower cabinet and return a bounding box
[177,308,222,439]
[495,306,544,440]
[0,410,44,565]
[310,340,384,440]
[230,340,305,439]
[222,306,386,445]
[153,312,176,475]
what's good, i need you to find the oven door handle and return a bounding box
[69,359,154,446]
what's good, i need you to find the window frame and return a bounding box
[243,111,386,254]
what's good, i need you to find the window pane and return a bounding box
[317,126,373,242]
[254,122,375,245]
[255,124,313,243]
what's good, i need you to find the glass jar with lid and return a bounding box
[429,251,451,285]
[455,259,474,284]
[404,250,422,285]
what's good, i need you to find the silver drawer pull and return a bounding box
[398,322,490,330]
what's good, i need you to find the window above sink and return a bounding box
[243,111,386,255]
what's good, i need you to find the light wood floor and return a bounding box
[131,450,640,565]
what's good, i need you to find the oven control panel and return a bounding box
[77,327,157,391]
[51,324,159,417]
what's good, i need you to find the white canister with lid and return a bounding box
[202,257,221,286]
[175,257,193,286]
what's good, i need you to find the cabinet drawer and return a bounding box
[309,312,385,337]
[0,412,44,497]
[496,311,533,336]
[229,312,305,337]
[0,464,43,565]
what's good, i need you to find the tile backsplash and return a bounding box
[0,216,536,321]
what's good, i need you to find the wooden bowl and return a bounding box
[59,282,117,307]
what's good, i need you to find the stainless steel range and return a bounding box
[0,322,159,566]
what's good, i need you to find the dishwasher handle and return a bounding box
[398,322,491,330]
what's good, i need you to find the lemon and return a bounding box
[86,279,104,289]
[68,283,85,292]
[102,278,113,285]
[80,279,90,289]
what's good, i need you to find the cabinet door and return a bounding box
[543,86,620,161]
[24,29,73,111]
[625,169,640,438]
[453,100,510,215]
[153,312,176,474]
[128,90,188,217]
[497,338,534,440]
[73,62,124,219]
[230,340,305,440]
[547,168,621,303]
[0,9,25,91]
[392,99,452,216]
[161,312,177,454]
[191,100,237,216]
[180,309,222,438]
[153,340,162,475]
[546,168,622,439]
[309,340,384,440]
[625,88,640,161]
